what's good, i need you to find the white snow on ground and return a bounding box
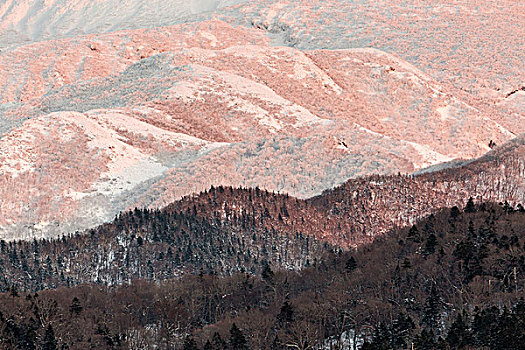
[201,63,332,128]
[447,96,515,138]
[168,81,207,103]
[291,51,344,95]
[340,48,434,82]
[436,105,453,120]
[352,123,453,169]
[190,0,219,14]
[223,45,343,94]
[505,90,525,102]
[406,141,453,168]
[44,110,166,198]
[85,109,213,148]
[57,109,224,199]
[199,31,219,47]
[317,330,363,350]
[90,157,168,198]
[0,123,38,177]
[168,63,331,130]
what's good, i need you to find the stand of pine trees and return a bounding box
[0,201,523,349]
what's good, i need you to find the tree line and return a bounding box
[0,201,523,349]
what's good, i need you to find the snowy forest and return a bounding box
[0,201,523,349]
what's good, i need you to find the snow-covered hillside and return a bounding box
[0,0,522,239]
[0,0,247,48]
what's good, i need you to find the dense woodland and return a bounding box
[168,136,524,249]
[0,188,333,292]
[0,201,523,349]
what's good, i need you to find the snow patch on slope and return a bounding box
[57,109,223,200]
[0,122,38,177]
[190,0,219,14]
[406,141,453,169]
[339,48,434,82]
[352,122,453,169]
[170,63,332,130]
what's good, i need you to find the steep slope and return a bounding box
[308,135,525,246]
[0,20,268,106]
[0,0,246,48]
[0,138,522,300]
[1,136,522,250]
[0,189,333,292]
[161,136,524,248]
[0,20,517,239]
[1,0,522,132]
[233,0,525,133]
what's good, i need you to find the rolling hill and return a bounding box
[0,19,519,239]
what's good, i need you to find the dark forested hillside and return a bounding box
[0,189,334,292]
[0,202,523,349]
[0,137,523,348]
[165,136,524,248]
[0,143,523,292]
[308,134,525,246]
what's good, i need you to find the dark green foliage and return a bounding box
[407,220,426,244]
[450,206,461,219]
[424,233,438,255]
[446,312,472,347]
[407,224,420,241]
[465,197,476,213]
[42,325,57,350]
[345,256,357,271]
[277,301,294,324]
[391,313,415,348]
[229,323,247,350]
[422,285,442,331]
[203,340,213,350]
[262,262,274,282]
[364,323,391,350]
[212,332,227,350]
[413,329,436,349]
[401,257,412,269]
[69,296,83,315]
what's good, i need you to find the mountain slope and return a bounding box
[1,0,522,132]
[0,20,517,239]
[0,0,246,48]
[0,135,523,244]
[309,135,525,246]
[166,135,524,248]
[0,194,333,292]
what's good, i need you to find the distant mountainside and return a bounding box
[0,134,522,244]
[309,135,525,246]
[0,201,523,349]
[1,0,522,129]
[0,1,523,349]
[1,136,522,293]
[0,17,519,239]
[0,0,241,48]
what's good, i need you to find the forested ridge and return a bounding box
[1,135,523,293]
[0,201,523,349]
[0,187,334,292]
[167,137,525,249]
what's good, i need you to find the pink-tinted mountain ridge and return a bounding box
[0,1,522,239]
